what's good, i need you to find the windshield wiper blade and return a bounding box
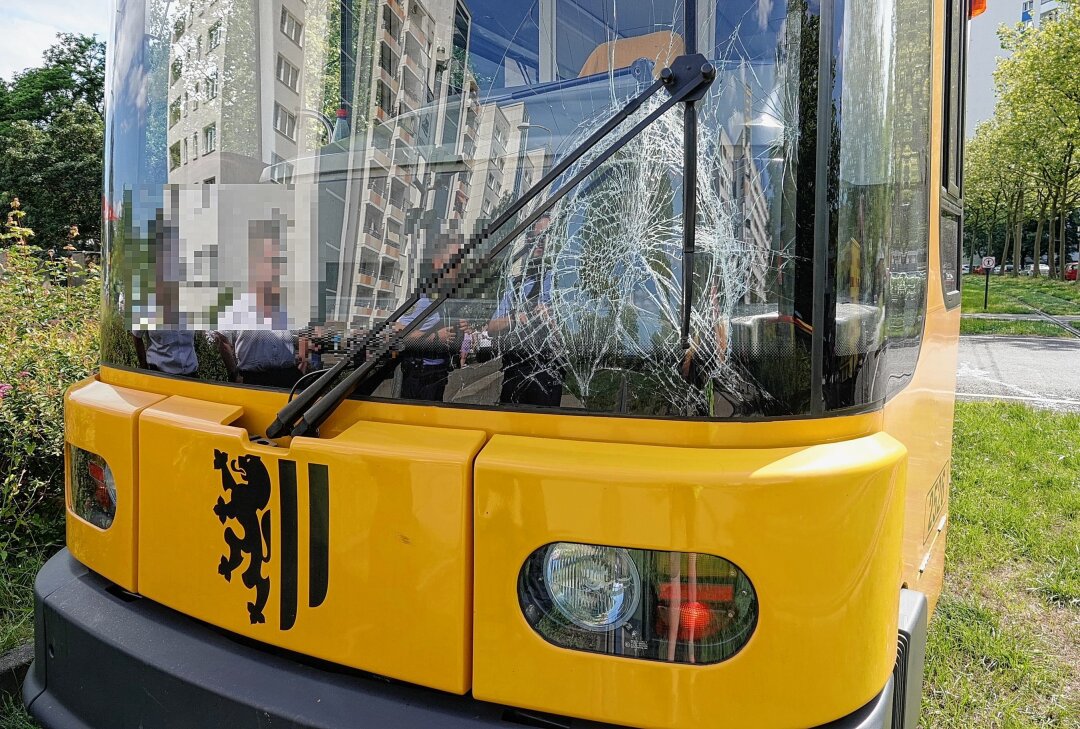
[268,55,715,439]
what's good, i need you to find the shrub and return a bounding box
[0,245,99,563]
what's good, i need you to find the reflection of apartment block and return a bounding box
[342,0,487,329]
[165,0,327,327]
[166,0,311,186]
[710,123,772,303]
[464,102,528,222]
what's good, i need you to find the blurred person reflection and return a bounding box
[133,218,197,376]
[395,237,466,402]
[488,216,563,407]
[212,220,302,388]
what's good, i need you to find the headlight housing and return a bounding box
[543,543,641,632]
[69,445,117,529]
[519,542,757,665]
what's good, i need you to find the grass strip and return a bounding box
[960,318,1076,338]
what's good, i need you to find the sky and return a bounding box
[966,0,1022,137]
[0,0,111,80]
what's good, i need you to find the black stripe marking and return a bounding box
[278,460,298,631]
[308,463,330,608]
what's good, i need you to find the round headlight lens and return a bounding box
[543,543,641,631]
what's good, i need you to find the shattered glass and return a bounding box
[99,0,930,420]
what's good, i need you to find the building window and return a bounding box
[208,21,223,50]
[196,36,203,59]
[280,8,303,46]
[276,54,300,91]
[270,153,295,185]
[192,82,200,110]
[203,123,217,153]
[274,103,297,140]
[191,132,199,159]
[169,98,181,127]
[182,138,189,164]
[171,58,182,85]
[183,92,189,117]
[173,17,185,41]
[203,177,216,184]
[206,72,218,99]
[376,81,394,113]
[169,142,181,170]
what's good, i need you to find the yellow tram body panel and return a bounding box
[473,433,907,728]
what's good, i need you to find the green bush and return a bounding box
[0,245,99,564]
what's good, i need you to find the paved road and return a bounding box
[957,336,1080,412]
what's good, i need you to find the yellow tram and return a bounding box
[24,0,971,725]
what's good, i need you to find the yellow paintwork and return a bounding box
[883,0,961,610]
[63,378,165,591]
[135,394,485,693]
[473,433,908,729]
[98,366,882,451]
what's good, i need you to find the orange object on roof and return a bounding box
[578,31,686,79]
[970,0,987,18]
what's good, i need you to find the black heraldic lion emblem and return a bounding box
[213,450,272,624]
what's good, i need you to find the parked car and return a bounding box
[962,263,971,274]
[1067,262,1078,281]
[1020,264,1050,276]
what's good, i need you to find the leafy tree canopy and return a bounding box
[0,33,104,251]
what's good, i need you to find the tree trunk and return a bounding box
[1048,201,1058,277]
[1060,207,1068,280]
[1000,221,1011,275]
[1033,201,1046,278]
[1012,189,1023,277]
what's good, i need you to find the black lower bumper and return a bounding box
[23,549,896,729]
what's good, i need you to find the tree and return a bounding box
[989,5,1080,279]
[0,34,105,250]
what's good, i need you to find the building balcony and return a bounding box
[370,146,392,169]
[357,273,376,287]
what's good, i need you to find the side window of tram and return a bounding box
[940,0,966,307]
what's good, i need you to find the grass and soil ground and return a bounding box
[1,401,1077,727]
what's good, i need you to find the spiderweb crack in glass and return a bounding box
[491,90,779,416]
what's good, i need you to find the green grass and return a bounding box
[0,557,43,657]
[963,274,1080,316]
[0,696,36,728]
[2,403,1077,729]
[960,318,1076,338]
[923,402,1080,728]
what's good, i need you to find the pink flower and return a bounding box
[0,384,12,399]
[18,371,30,378]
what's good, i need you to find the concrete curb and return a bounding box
[0,642,32,700]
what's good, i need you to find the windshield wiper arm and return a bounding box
[268,55,715,439]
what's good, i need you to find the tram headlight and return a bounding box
[543,543,641,631]
[519,543,758,665]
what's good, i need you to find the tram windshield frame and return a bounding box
[101,0,933,421]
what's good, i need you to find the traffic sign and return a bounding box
[982,256,995,269]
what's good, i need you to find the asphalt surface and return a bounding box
[957,335,1080,412]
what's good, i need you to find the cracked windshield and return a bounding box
[102,0,919,418]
